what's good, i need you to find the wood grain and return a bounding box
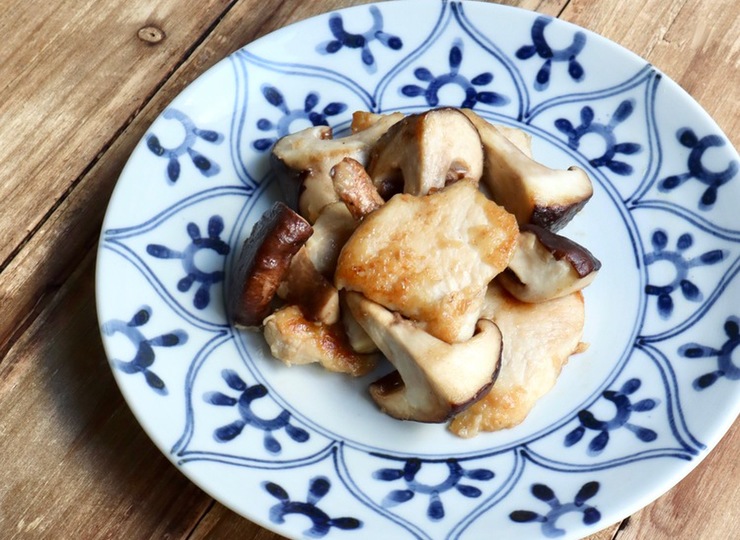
[0,0,736,539]
[0,0,235,268]
[0,0,372,354]
[563,0,739,150]
[0,251,213,538]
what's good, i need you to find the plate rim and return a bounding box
[95,1,740,538]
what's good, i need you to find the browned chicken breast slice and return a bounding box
[263,305,376,377]
[449,281,586,437]
[335,180,518,344]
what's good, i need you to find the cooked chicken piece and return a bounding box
[335,180,519,344]
[449,282,586,437]
[263,305,376,376]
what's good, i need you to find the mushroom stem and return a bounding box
[464,109,593,231]
[331,157,385,219]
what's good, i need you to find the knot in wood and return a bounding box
[138,26,165,44]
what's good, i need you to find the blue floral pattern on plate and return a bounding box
[96,2,739,539]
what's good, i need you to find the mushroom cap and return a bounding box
[367,107,484,198]
[263,305,376,376]
[497,224,601,303]
[229,202,313,328]
[345,292,503,423]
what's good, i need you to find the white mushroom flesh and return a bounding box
[465,109,593,231]
[346,292,502,423]
[272,114,404,222]
[368,108,484,197]
[498,227,600,303]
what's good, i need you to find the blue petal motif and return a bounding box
[516,16,586,90]
[145,109,223,183]
[554,100,641,176]
[643,230,726,319]
[373,458,494,522]
[316,5,402,72]
[146,216,230,310]
[400,39,509,109]
[203,370,310,454]
[264,478,362,538]
[102,306,187,395]
[510,482,601,537]
[565,378,660,455]
[658,128,738,209]
[679,316,740,390]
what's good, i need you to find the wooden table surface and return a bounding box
[0,0,737,538]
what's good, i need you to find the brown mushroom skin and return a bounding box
[530,195,591,232]
[229,202,313,328]
[271,153,309,212]
[497,224,601,303]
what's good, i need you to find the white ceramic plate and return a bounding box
[96,1,740,538]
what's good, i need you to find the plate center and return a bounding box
[232,136,641,456]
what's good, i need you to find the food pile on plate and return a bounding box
[228,108,600,438]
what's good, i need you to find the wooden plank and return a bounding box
[613,420,739,540]
[0,252,213,538]
[0,0,734,538]
[561,1,740,536]
[0,1,379,538]
[562,0,739,149]
[0,0,371,354]
[189,503,284,539]
[0,0,234,269]
[489,0,567,17]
